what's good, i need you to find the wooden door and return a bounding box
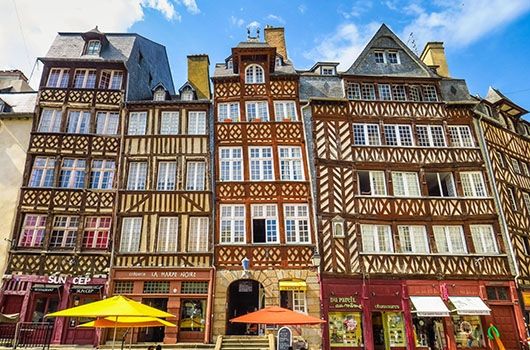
[489,305,519,350]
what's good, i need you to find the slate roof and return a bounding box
[485,87,528,116]
[299,76,344,101]
[344,24,438,78]
[438,79,475,104]
[0,92,37,115]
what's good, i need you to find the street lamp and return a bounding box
[311,249,321,268]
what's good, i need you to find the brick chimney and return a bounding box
[420,42,450,78]
[187,55,211,100]
[264,26,287,59]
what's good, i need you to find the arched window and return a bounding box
[245,64,264,84]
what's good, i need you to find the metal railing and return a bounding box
[0,322,53,349]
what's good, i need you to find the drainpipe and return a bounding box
[474,113,520,283]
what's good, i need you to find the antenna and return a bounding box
[407,32,418,55]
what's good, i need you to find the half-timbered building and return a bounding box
[0,27,174,345]
[473,88,530,338]
[111,55,213,344]
[211,27,321,347]
[303,25,526,350]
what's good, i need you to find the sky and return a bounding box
[1,0,530,109]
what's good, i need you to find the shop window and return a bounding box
[114,281,134,294]
[181,282,209,294]
[180,299,206,332]
[31,296,59,323]
[413,317,446,349]
[384,312,406,347]
[452,315,485,348]
[280,290,307,313]
[143,281,170,294]
[426,172,456,197]
[486,286,509,301]
[329,312,363,347]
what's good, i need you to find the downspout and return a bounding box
[474,113,520,284]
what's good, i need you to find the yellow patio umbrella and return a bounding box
[46,296,175,350]
[78,316,176,328]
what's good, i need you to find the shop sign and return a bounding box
[277,326,292,350]
[329,296,362,310]
[374,304,400,310]
[31,284,61,293]
[70,285,103,294]
[47,274,91,285]
[239,281,253,292]
[124,270,202,279]
[523,292,530,308]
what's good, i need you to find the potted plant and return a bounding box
[283,116,292,122]
[224,117,232,123]
[252,117,262,122]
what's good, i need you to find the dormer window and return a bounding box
[227,59,233,70]
[387,51,400,64]
[85,40,101,55]
[322,67,335,75]
[153,89,166,101]
[245,64,264,84]
[374,51,385,63]
[275,56,282,67]
[181,87,194,101]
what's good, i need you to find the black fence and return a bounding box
[0,322,53,349]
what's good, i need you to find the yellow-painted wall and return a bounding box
[188,56,211,100]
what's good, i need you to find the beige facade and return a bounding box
[213,269,322,350]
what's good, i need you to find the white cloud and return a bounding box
[0,0,199,87]
[338,1,373,19]
[230,16,245,27]
[304,22,380,70]
[266,14,286,25]
[247,21,261,30]
[298,4,307,14]
[179,0,200,14]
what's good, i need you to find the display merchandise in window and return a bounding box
[384,312,406,347]
[452,315,484,348]
[413,317,446,350]
[180,299,206,332]
[328,312,363,347]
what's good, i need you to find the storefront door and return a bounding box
[489,305,519,350]
[412,317,446,350]
[178,299,206,342]
[138,298,168,343]
[371,311,407,350]
[28,295,58,323]
[226,279,263,335]
[63,295,98,345]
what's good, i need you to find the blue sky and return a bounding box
[2,0,530,109]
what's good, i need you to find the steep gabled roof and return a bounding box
[344,24,438,78]
[486,87,528,117]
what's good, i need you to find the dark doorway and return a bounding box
[138,298,168,342]
[372,312,385,350]
[226,280,263,335]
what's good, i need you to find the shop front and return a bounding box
[110,267,214,344]
[0,274,107,345]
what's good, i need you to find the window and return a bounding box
[523,192,530,213]
[361,83,376,100]
[186,161,205,191]
[220,147,242,181]
[83,217,111,249]
[374,51,385,63]
[332,217,345,238]
[511,158,521,174]
[144,281,170,294]
[157,162,176,191]
[160,111,179,135]
[181,87,194,101]
[486,287,509,301]
[346,83,361,100]
[422,85,438,102]
[73,69,96,88]
[387,52,400,64]
[90,159,115,189]
[50,216,78,248]
[398,226,429,253]
[452,315,484,348]
[181,281,208,294]
[521,162,529,176]
[246,101,269,121]
[188,111,206,134]
[425,172,456,197]
[361,224,393,253]
[220,205,245,244]
[245,64,264,84]
[59,158,86,189]
[188,217,209,252]
[114,281,134,294]
[507,186,518,210]
[433,226,467,254]
[448,126,474,148]
[470,225,498,254]
[409,85,422,102]
[153,89,166,101]
[354,124,381,146]
[99,70,123,90]
[120,217,142,252]
[128,112,147,135]
[384,125,413,146]
[322,67,335,75]
[274,101,297,121]
[46,68,69,88]
[378,84,392,101]
[392,85,407,101]
[281,290,307,313]
[218,103,240,122]
[279,147,304,181]
[85,40,101,55]
[416,125,446,147]
[29,157,55,187]
[496,151,505,168]
[19,214,46,247]
[284,204,310,243]
[96,111,119,135]
[460,172,487,197]
[38,109,62,133]
[392,172,421,197]
[127,162,147,190]
[275,56,283,67]
[249,147,273,181]
[252,204,278,243]
[157,217,178,252]
[67,111,90,134]
[358,171,386,196]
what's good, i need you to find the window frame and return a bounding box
[18,214,47,248]
[59,158,86,189]
[127,161,148,190]
[49,216,79,249]
[460,171,487,198]
[220,205,246,244]
[470,225,498,254]
[416,125,446,147]
[358,170,387,196]
[360,224,393,253]
[425,172,456,198]
[128,111,147,135]
[398,225,429,254]
[383,124,413,146]
[188,111,207,135]
[160,111,179,135]
[82,216,111,249]
[38,109,63,133]
[29,157,56,187]
[274,100,298,121]
[245,101,269,122]
[433,225,467,254]
[353,123,381,146]
[67,110,91,134]
[90,159,115,189]
[120,217,142,252]
[73,69,97,89]
[218,102,240,122]
[279,146,304,181]
[85,40,101,55]
[157,216,179,252]
[187,217,209,252]
[219,147,243,182]
[245,64,265,84]
[249,147,274,181]
[186,161,206,191]
[46,68,69,88]
[96,111,119,135]
[99,70,123,90]
[251,204,279,244]
[392,171,421,197]
[156,161,176,191]
[448,125,474,148]
[284,204,311,244]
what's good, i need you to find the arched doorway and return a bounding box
[226,279,264,335]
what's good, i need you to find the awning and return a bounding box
[410,296,450,317]
[279,280,307,291]
[449,296,491,315]
[31,284,61,293]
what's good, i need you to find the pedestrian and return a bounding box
[156,345,162,350]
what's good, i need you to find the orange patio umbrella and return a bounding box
[230,306,325,325]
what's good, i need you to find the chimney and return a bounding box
[264,26,287,59]
[187,55,211,100]
[420,42,450,78]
